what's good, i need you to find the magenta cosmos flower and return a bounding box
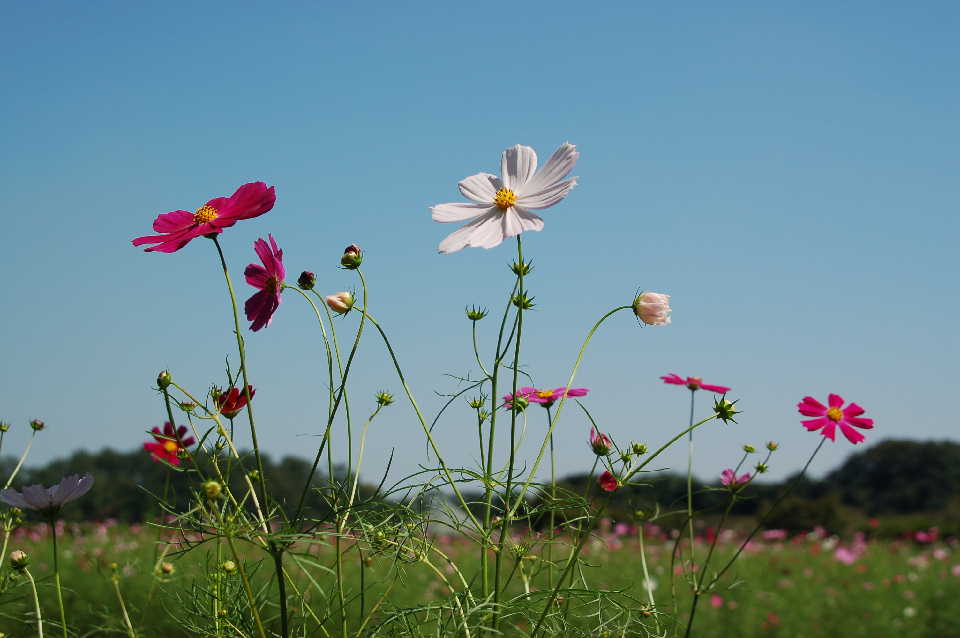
[244,235,285,332]
[143,422,195,466]
[597,471,619,492]
[430,143,578,253]
[720,468,751,489]
[798,394,874,444]
[661,374,731,394]
[519,386,589,408]
[132,181,276,253]
[589,427,613,456]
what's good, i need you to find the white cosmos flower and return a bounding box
[430,142,579,254]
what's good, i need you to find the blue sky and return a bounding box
[0,2,956,485]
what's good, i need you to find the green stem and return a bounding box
[51,520,67,638]
[24,568,44,638]
[683,497,734,638]
[546,405,556,589]
[686,390,696,569]
[4,431,36,489]
[111,574,137,638]
[494,237,527,623]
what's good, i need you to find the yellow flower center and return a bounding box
[493,188,517,210]
[826,407,843,422]
[194,205,219,224]
[537,390,554,399]
[163,440,179,453]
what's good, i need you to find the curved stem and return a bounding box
[24,568,44,638]
[51,520,67,638]
[111,573,137,638]
[4,431,36,489]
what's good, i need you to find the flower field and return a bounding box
[1,520,958,637]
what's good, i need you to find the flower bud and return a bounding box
[766,441,779,451]
[297,271,317,290]
[510,260,533,276]
[589,427,613,456]
[325,291,354,314]
[597,471,619,492]
[632,292,671,326]
[160,561,175,575]
[340,245,363,269]
[743,444,756,454]
[0,422,8,433]
[29,419,44,432]
[157,370,172,389]
[247,470,260,482]
[9,550,28,571]
[222,560,237,574]
[467,396,486,409]
[631,442,648,455]
[466,305,488,321]
[755,462,768,474]
[375,391,394,407]
[713,397,740,424]
[202,480,223,500]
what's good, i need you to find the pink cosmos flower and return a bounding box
[430,143,579,253]
[597,471,619,492]
[520,386,589,408]
[797,394,874,444]
[244,235,285,332]
[710,594,724,609]
[132,182,276,253]
[589,427,613,456]
[661,374,731,394]
[143,422,195,466]
[720,468,751,489]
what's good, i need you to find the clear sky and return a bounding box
[1,2,957,485]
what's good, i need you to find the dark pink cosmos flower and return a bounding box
[143,422,195,466]
[720,468,751,489]
[132,181,276,253]
[520,386,589,408]
[244,235,285,331]
[797,394,874,444]
[597,471,619,492]
[661,373,731,394]
[589,427,613,456]
[214,385,255,419]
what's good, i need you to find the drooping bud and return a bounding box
[340,245,363,270]
[297,271,317,290]
[325,291,354,314]
[632,292,672,326]
[28,419,44,432]
[202,480,223,500]
[9,550,28,571]
[157,370,172,389]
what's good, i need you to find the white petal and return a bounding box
[431,202,492,223]
[518,142,578,196]
[500,145,538,190]
[438,211,505,253]
[458,173,502,203]
[505,207,544,237]
[516,178,577,210]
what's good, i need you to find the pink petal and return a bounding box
[798,396,827,417]
[802,417,829,431]
[661,374,685,385]
[828,394,844,409]
[819,422,837,441]
[846,416,874,429]
[245,264,270,289]
[700,383,731,394]
[838,422,866,444]
[565,388,589,397]
[152,210,195,233]
[219,182,276,222]
[843,403,865,418]
[245,290,281,331]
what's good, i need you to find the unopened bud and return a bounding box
[157,370,172,389]
[340,245,363,269]
[160,561,175,575]
[297,271,317,290]
[375,391,394,407]
[202,480,223,500]
[9,550,28,571]
[632,292,672,326]
[222,560,237,574]
[713,397,740,424]
[631,442,648,455]
[325,291,354,314]
[466,305,488,321]
[743,444,756,453]
[28,419,44,432]
[766,441,779,451]
[0,422,8,433]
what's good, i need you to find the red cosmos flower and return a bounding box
[132,181,276,253]
[797,394,873,444]
[143,422,195,466]
[597,471,619,492]
[520,386,589,408]
[244,235,285,331]
[661,373,730,394]
[215,386,255,419]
